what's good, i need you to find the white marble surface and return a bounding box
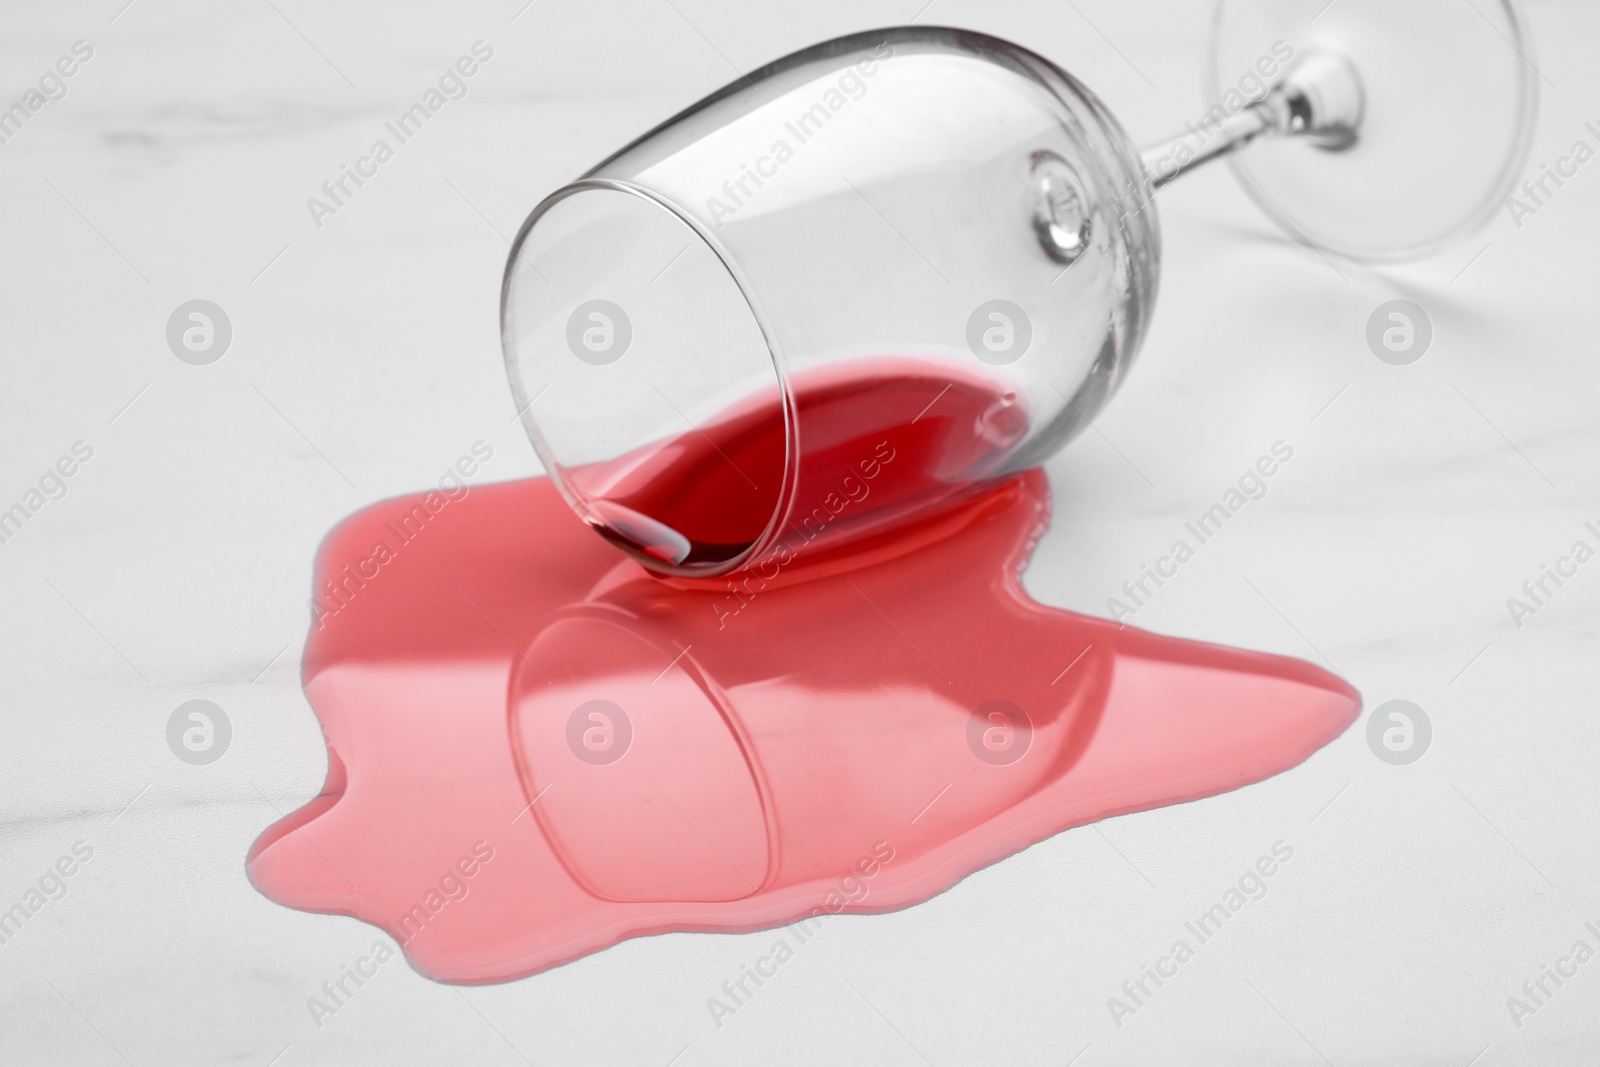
[2,1,1598,1064]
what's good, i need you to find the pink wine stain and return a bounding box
[248,362,1360,984]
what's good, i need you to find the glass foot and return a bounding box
[1209,0,1540,261]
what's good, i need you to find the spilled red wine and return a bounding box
[248,362,1359,984]
[565,357,1029,569]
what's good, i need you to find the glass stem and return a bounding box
[1139,102,1278,191]
[1139,49,1365,193]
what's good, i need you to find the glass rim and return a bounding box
[500,177,800,579]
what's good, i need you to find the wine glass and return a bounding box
[501,0,1537,578]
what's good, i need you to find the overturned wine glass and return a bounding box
[502,0,1537,578]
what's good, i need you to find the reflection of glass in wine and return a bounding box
[503,6,1537,577]
[247,467,1360,982]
